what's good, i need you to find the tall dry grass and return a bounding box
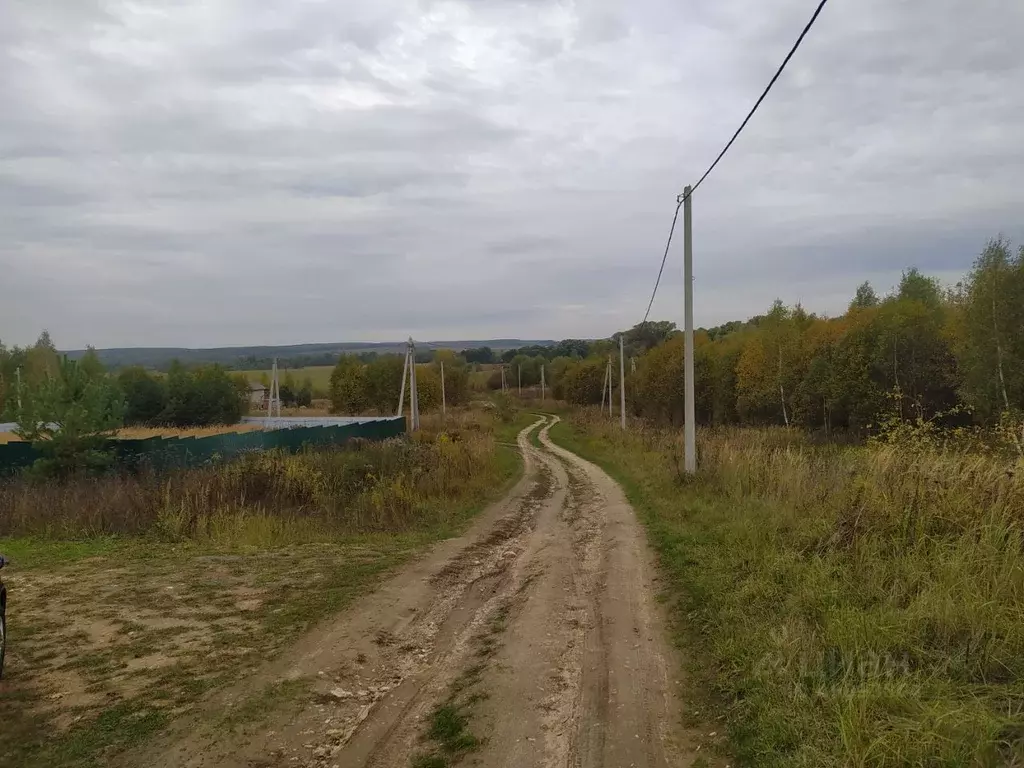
[0,413,504,542]
[554,411,1024,767]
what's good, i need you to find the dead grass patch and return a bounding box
[0,537,422,767]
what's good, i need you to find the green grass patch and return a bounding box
[26,703,169,768]
[235,365,334,392]
[490,406,538,445]
[0,537,142,569]
[548,417,1024,768]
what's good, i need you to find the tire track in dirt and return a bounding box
[538,416,712,768]
[331,421,565,768]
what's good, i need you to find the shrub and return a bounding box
[159,363,243,426]
[330,356,369,415]
[118,366,166,425]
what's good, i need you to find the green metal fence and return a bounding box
[0,418,406,475]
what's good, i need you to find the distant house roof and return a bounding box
[249,382,267,392]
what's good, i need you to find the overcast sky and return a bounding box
[2,0,1022,349]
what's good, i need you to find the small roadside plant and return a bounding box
[492,392,516,424]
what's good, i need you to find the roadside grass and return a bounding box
[549,413,1024,767]
[0,407,528,768]
[526,414,546,449]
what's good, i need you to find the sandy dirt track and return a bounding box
[125,416,715,768]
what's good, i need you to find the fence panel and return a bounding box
[0,418,406,475]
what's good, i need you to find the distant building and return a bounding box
[248,382,268,409]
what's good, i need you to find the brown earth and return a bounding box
[119,415,721,768]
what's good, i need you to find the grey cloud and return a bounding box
[488,236,561,255]
[1,0,1022,347]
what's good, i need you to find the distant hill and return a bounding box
[64,340,557,371]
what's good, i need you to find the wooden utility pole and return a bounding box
[397,345,410,417]
[16,366,22,413]
[619,335,626,430]
[518,365,522,396]
[409,338,420,431]
[541,365,546,403]
[683,185,696,473]
[269,358,281,418]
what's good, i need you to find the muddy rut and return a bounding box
[129,416,711,768]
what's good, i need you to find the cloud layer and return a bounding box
[2,0,1022,347]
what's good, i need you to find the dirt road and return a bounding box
[133,416,711,768]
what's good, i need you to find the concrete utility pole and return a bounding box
[541,365,546,403]
[619,335,626,430]
[440,360,446,419]
[16,366,22,413]
[683,185,696,473]
[397,345,410,418]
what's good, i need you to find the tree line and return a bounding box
[328,350,470,415]
[0,342,256,475]
[1,335,251,428]
[559,238,1024,445]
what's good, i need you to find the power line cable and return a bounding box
[640,0,831,327]
[682,0,831,202]
[640,198,683,327]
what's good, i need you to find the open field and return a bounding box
[549,412,1024,767]
[0,536,419,768]
[0,407,535,767]
[235,365,334,392]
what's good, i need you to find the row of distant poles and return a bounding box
[496,359,547,402]
[494,335,630,434]
[398,337,569,432]
[270,336,633,433]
